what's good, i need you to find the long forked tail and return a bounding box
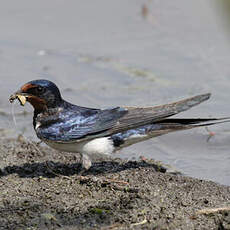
[156,117,230,130]
[112,117,230,149]
[145,116,230,141]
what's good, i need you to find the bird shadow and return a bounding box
[0,159,166,178]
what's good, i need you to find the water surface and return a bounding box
[0,0,230,185]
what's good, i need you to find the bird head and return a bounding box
[9,79,62,111]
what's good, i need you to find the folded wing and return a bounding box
[37,93,211,143]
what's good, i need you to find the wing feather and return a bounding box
[37,93,211,143]
[108,93,211,134]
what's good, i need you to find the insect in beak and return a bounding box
[9,92,28,106]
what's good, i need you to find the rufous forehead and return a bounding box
[21,83,36,92]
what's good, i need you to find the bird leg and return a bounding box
[80,154,92,171]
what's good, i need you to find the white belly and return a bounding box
[44,137,114,156]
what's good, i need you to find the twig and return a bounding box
[131,217,147,227]
[205,127,216,142]
[196,206,230,215]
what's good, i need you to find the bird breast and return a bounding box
[44,137,115,156]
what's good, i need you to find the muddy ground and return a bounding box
[0,135,229,230]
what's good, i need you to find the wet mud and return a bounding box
[0,135,229,230]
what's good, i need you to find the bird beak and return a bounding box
[9,90,29,106]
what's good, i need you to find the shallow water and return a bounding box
[0,0,230,185]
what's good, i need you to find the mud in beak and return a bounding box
[9,91,29,106]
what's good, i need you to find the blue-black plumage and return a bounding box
[9,79,230,170]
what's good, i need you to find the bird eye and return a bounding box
[36,86,45,93]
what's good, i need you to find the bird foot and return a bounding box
[77,154,92,175]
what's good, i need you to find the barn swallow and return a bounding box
[9,79,229,170]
